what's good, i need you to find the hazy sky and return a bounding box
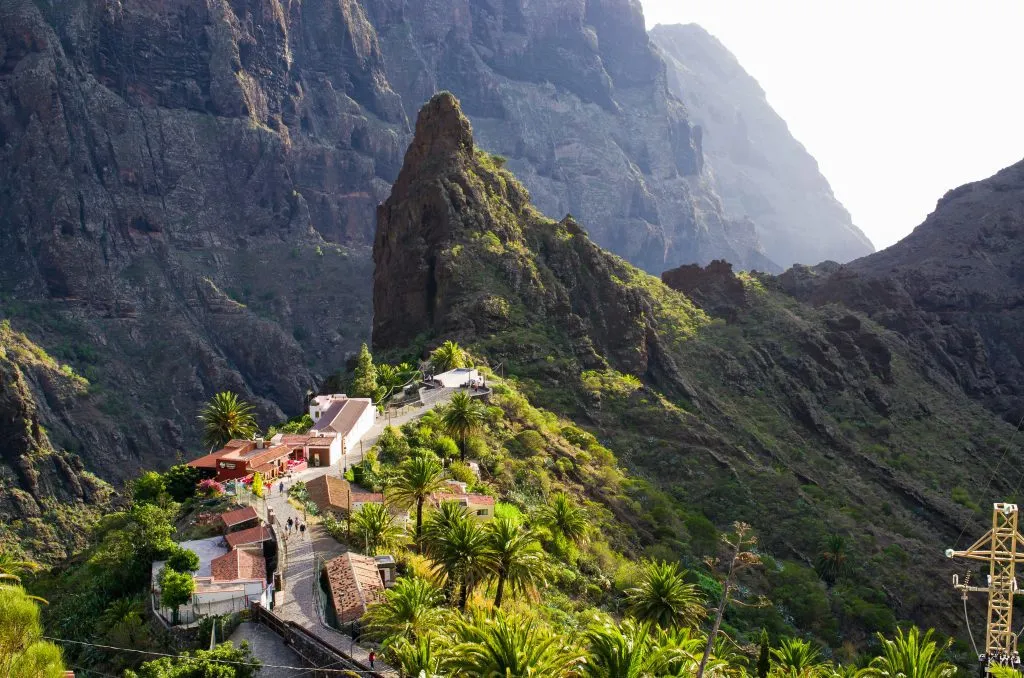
[641,1,1024,250]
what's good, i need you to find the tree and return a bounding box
[771,638,829,677]
[126,641,260,678]
[426,511,496,610]
[251,471,265,499]
[815,534,850,587]
[536,492,589,548]
[352,343,380,400]
[696,522,761,678]
[388,633,443,678]
[389,456,449,550]
[167,547,200,573]
[487,517,545,608]
[364,576,446,641]
[0,585,66,678]
[132,471,168,505]
[163,464,202,502]
[199,391,257,450]
[0,552,40,586]
[863,627,955,678]
[583,618,704,678]
[440,392,487,461]
[430,340,467,372]
[626,560,706,629]
[99,597,144,646]
[757,629,771,678]
[446,611,583,677]
[159,567,195,625]
[353,502,405,556]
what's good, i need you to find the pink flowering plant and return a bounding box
[197,478,225,498]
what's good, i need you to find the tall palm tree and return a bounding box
[487,517,546,608]
[863,628,955,678]
[536,492,589,547]
[626,561,706,630]
[430,340,467,372]
[446,610,584,677]
[440,392,487,461]
[771,638,829,677]
[427,512,495,610]
[0,553,40,586]
[353,502,405,556]
[389,456,449,550]
[364,577,446,641]
[199,391,257,450]
[815,534,850,586]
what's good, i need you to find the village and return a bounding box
[148,358,495,676]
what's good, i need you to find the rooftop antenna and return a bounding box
[947,502,1024,673]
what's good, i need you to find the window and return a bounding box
[476,509,489,516]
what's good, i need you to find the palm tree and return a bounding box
[99,597,143,646]
[427,512,495,610]
[487,517,546,608]
[364,577,446,641]
[353,502,405,556]
[626,560,706,630]
[430,340,467,372]
[815,534,850,586]
[199,391,257,450]
[446,610,584,677]
[389,456,449,550]
[388,633,443,678]
[536,492,589,547]
[862,628,955,678]
[583,619,689,678]
[440,392,487,461]
[0,553,40,586]
[771,638,829,677]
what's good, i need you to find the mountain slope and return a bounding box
[374,92,1014,639]
[783,158,1024,424]
[651,23,874,267]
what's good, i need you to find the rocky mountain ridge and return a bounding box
[372,92,1018,636]
[651,23,874,267]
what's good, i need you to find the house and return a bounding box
[308,394,377,465]
[305,474,409,526]
[433,368,479,388]
[374,555,398,588]
[225,525,273,550]
[322,552,386,625]
[151,536,271,626]
[431,484,495,520]
[219,506,259,533]
[188,438,297,483]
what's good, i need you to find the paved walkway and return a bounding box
[229,622,307,677]
[263,468,398,677]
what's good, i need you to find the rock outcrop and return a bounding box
[651,24,874,267]
[782,158,1024,423]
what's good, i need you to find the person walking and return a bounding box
[279,480,285,494]
[299,523,306,539]
[368,650,375,669]
[287,516,294,530]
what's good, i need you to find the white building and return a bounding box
[433,368,479,388]
[307,395,376,466]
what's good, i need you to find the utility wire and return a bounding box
[43,637,380,675]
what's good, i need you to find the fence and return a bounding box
[250,603,386,678]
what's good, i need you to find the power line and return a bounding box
[44,637,380,675]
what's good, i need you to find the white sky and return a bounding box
[641,1,1024,249]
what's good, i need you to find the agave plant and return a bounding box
[771,637,830,677]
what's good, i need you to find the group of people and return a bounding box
[284,515,307,538]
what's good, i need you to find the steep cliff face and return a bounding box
[651,24,874,267]
[782,158,1024,423]
[368,0,773,272]
[373,93,1017,634]
[0,321,113,561]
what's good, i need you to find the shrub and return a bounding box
[163,465,201,502]
[433,435,460,460]
[447,461,476,484]
[197,479,225,498]
[132,472,167,505]
[166,547,200,574]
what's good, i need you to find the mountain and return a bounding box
[651,23,874,267]
[373,92,1016,638]
[782,158,1024,425]
[0,321,112,562]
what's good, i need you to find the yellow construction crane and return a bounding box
[947,502,1024,671]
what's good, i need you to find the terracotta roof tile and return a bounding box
[324,552,385,624]
[224,525,271,548]
[220,506,259,527]
[211,549,266,582]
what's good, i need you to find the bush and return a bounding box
[433,435,460,460]
[132,472,167,504]
[163,465,201,502]
[197,479,225,498]
[447,461,476,484]
[376,426,410,464]
[167,547,200,573]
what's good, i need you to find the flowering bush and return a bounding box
[197,478,225,498]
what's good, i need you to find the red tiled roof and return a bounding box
[311,398,372,436]
[211,549,266,582]
[431,492,495,507]
[281,434,313,447]
[220,506,258,528]
[224,525,272,548]
[240,443,291,467]
[324,552,385,624]
[187,450,227,469]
